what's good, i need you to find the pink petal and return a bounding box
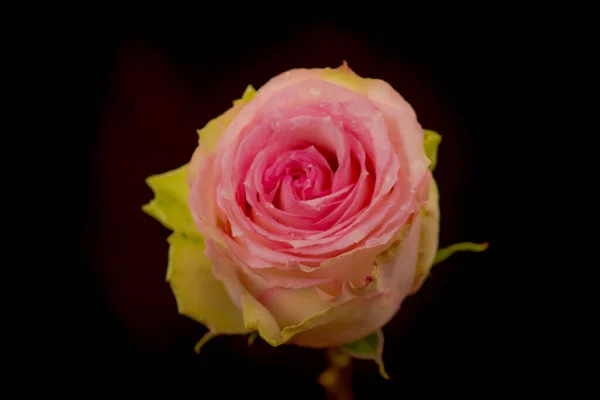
[375,101,430,189]
[287,212,423,348]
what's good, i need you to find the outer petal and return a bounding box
[241,291,283,346]
[143,164,250,343]
[214,65,358,152]
[204,239,285,346]
[282,291,392,348]
[200,84,256,153]
[266,213,421,348]
[252,62,411,119]
[142,164,198,237]
[166,233,248,335]
[411,177,440,294]
[186,85,256,186]
[218,63,417,153]
[323,64,430,191]
[321,62,417,119]
[203,214,422,349]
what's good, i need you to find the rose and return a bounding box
[144,63,484,359]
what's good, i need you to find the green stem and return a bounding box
[319,348,354,400]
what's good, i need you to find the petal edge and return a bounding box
[167,233,249,335]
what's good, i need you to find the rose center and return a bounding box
[263,146,333,204]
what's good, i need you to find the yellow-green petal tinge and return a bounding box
[167,233,248,335]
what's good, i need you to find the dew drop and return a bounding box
[231,225,244,237]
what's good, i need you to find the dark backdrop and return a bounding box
[74,18,507,398]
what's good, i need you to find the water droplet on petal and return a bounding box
[309,87,321,96]
[231,225,243,237]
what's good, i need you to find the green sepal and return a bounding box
[434,242,489,265]
[423,129,442,171]
[341,330,389,379]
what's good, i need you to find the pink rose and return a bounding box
[184,63,439,348]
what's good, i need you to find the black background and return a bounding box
[69,16,514,398]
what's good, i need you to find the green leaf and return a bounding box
[341,330,389,379]
[166,232,249,353]
[142,164,199,237]
[434,242,489,265]
[423,129,442,171]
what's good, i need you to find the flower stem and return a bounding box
[319,348,354,400]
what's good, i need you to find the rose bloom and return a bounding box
[185,63,440,348]
[145,63,440,350]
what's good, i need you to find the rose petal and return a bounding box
[375,101,430,189]
[143,164,198,237]
[187,85,256,186]
[241,291,283,346]
[257,286,332,328]
[215,82,406,254]
[284,212,422,348]
[166,233,248,335]
[410,176,440,294]
[313,133,372,230]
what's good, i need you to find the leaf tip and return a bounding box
[247,332,258,347]
[378,362,390,380]
[141,201,153,215]
[194,332,217,354]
